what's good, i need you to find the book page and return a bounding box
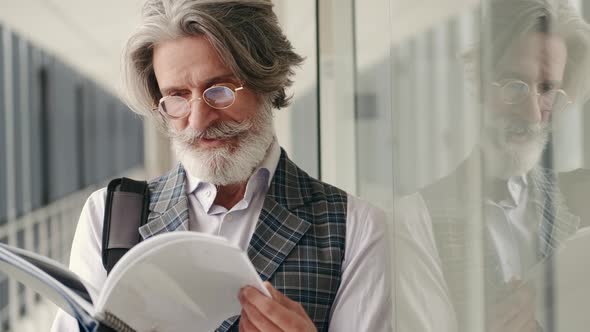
[553,227,590,331]
[525,227,590,331]
[97,232,270,332]
[1,244,99,303]
[0,244,96,322]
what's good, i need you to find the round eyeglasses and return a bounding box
[492,80,571,112]
[155,83,244,119]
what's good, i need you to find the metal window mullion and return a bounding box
[3,29,15,222]
[22,214,35,313]
[551,0,582,174]
[52,208,61,262]
[57,204,71,264]
[3,27,19,331]
[395,42,415,194]
[414,33,429,189]
[432,24,450,180]
[19,40,32,214]
[465,5,487,332]
[317,0,357,194]
[458,10,478,158]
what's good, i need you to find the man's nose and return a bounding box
[514,93,543,124]
[187,97,219,131]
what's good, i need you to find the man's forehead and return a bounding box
[496,32,567,81]
[163,72,237,85]
[153,36,238,89]
[159,72,239,95]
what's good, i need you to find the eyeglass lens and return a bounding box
[160,97,188,118]
[159,85,237,117]
[501,81,569,111]
[502,81,529,104]
[203,86,235,109]
[539,90,569,111]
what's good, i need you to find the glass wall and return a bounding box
[273,0,321,178]
[280,0,590,331]
[391,1,590,331]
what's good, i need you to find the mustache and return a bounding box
[489,114,548,136]
[170,119,254,146]
[504,122,546,135]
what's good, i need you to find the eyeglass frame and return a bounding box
[153,82,244,119]
[491,79,572,112]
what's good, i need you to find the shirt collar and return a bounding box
[499,175,528,208]
[485,174,528,209]
[508,174,527,198]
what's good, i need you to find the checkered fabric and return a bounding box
[138,149,348,332]
[420,158,579,330]
[138,163,189,239]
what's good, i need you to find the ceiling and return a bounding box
[0,0,144,95]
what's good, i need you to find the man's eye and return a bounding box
[170,91,190,98]
[538,83,555,93]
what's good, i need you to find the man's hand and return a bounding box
[238,281,317,332]
[487,280,540,332]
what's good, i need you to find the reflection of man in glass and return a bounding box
[409,0,590,331]
[482,27,569,181]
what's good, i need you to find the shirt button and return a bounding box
[206,191,211,197]
[226,214,233,221]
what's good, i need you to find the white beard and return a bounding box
[481,114,549,179]
[170,106,275,186]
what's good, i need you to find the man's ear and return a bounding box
[459,46,483,103]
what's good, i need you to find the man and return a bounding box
[51,0,391,331]
[399,0,590,331]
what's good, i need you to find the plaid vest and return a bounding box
[420,154,579,331]
[137,150,348,332]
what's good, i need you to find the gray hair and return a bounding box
[122,0,304,123]
[464,0,590,102]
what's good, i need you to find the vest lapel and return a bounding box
[247,197,311,280]
[247,150,312,280]
[217,150,312,332]
[528,167,580,258]
[139,164,190,240]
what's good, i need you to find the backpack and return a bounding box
[101,177,150,274]
[93,178,149,332]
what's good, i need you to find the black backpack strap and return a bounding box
[102,177,149,274]
[94,323,118,332]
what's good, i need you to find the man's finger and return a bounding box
[521,318,539,332]
[240,286,305,330]
[264,282,307,316]
[240,309,261,332]
[240,295,282,332]
[493,283,535,325]
[510,304,536,332]
[488,283,537,332]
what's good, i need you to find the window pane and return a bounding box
[11,33,24,218]
[273,0,320,178]
[390,1,590,331]
[0,26,6,225]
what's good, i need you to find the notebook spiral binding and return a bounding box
[102,311,137,332]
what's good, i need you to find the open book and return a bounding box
[0,231,270,332]
[525,227,590,331]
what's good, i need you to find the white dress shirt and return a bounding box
[394,193,458,332]
[485,175,537,282]
[390,176,540,332]
[51,140,392,332]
